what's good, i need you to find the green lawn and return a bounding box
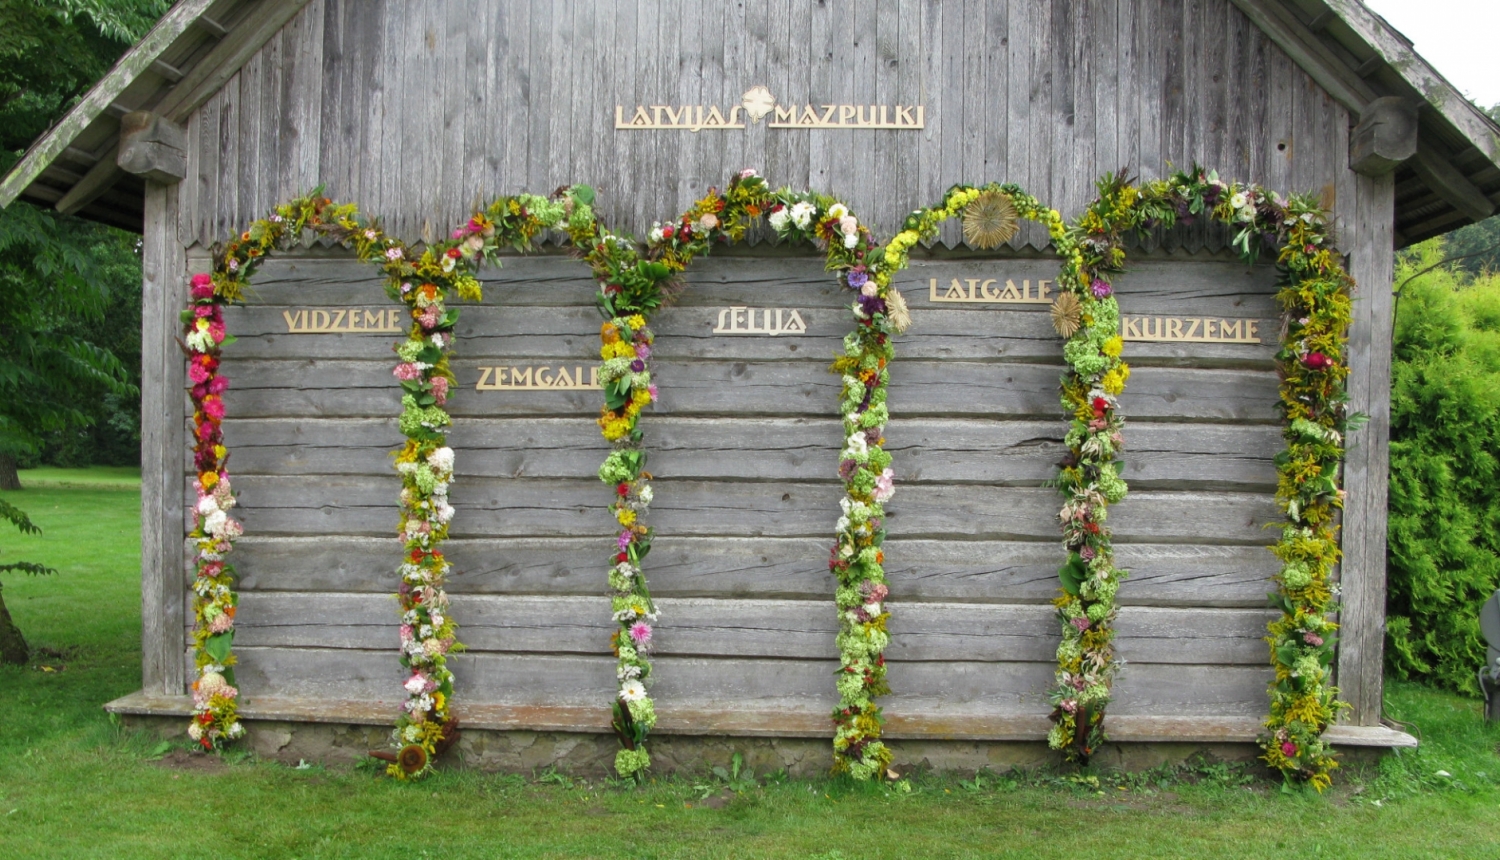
[2,478,1499,859]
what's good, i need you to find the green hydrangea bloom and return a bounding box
[615,747,651,777]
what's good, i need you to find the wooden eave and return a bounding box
[1234,0,1500,245]
[1,0,1497,243]
[0,0,310,232]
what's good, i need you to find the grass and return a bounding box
[2,477,1499,859]
[14,465,142,489]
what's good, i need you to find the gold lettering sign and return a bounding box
[1121,316,1263,344]
[281,308,405,333]
[616,86,924,132]
[475,365,602,391]
[711,307,808,336]
[926,277,1052,305]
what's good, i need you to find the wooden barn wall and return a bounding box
[150,0,1394,726]
[185,249,1288,721]
[178,0,1354,252]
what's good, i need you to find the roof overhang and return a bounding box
[3,0,1497,244]
[0,0,309,232]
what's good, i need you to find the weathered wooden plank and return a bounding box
[189,473,1279,544]
[217,357,1281,422]
[224,592,1275,666]
[217,646,1271,716]
[1338,170,1395,725]
[140,180,188,696]
[217,416,1280,490]
[222,535,1280,608]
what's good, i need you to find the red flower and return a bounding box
[615,552,629,563]
[617,482,629,496]
[1091,396,1108,418]
[661,226,674,239]
[1302,352,1333,371]
[445,247,462,259]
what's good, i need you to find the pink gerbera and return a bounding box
[628,622,652,646]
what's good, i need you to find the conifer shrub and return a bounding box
[1386,246,1500,695]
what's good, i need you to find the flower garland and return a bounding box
[1039,175,1139,764]
[562,172,1053,780]
[182,270,244,750]
[191,191,567,778]
[1060,167,1353,789]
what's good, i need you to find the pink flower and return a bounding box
[190,273,214,299]
[1080,546,1095,561]
[629,622,653,646]
[385,247,403,261]
[1303,632,1324,646]
[617,531,634,550]
[208,613,234,634]
[393,363,423,381]
[1060,699,1078,714]
[194,305,214,318]
[859,581,888,603]
[430,376,449,405]
[207,376,229,395]
[873,468,895,503]
[451,227,465,240]
[647,384,659,401]
[400,624,413,642]
[1302,352,1333,371]
[1071,616,1091,632]
[635,343,652,360]
[188,362,210,384]
[202,397,225,420]
[1090,278,1112,298]
[208,321,226,343]
[419,306,442,329]
[1281,741,1297,757]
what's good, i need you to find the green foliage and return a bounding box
[0,496,52,577]
[0,0,164,469]
[1386,243,1500,695]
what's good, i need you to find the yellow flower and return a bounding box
[616,508,637,527]
[213,444,227,460]
[631,388,652,406]
[1101,364,1131,395]
[199,471,218,490]
[627,314,646,330]
[1101,336,1123,358]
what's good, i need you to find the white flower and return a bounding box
[768,208,790,231]
[790,201,817,229]
[1237,207,1256,223]
[828,203,849,220]
[843,232,858,249]
[860,282,878,297]
[431,333,445,349]
[227,722,245,738]
[1229,192,1248,209]
[617,664,642,680]
[835,515,850,533]
[431,613,445,628]
[638,485,653,505]
[649,224,664,243]
[188,723,203,740]
[620,680,647,702]
[197,496,219,516]
[434,502,455,524]
[839,215,858,236]
[863,602,882,617]
[851,301,868,319]
[404,674,428,694]
[427,446,455,473]
[204,510,228,536]
[845,434,869,458]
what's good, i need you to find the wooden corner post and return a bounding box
[140,179,187,695]
[1339,171,1397,726]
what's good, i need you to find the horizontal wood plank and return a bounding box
[221,592,1275,665]
[215,416,1281,490]
[213,646,1272,717]
[217,357,1281,422]
[188,475,1280,543]
[219,536,1280,607]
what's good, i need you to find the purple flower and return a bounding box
[847,267,869,289]
[857,293,886,317]
[839,459,859,481]
[1070,616,1091,632]
[1079,546,1096,561]
[630,359,645,372]
[1090,278,1112,298]
[635,343,652,360]
[617,531,633,550]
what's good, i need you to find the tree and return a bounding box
[0,0,168,489]
[0,497,54,663]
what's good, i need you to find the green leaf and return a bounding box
[1058,553,1088,596]
[203,631,234,664]
[572,185,596,206]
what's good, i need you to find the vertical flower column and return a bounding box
[183,271,244,749]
